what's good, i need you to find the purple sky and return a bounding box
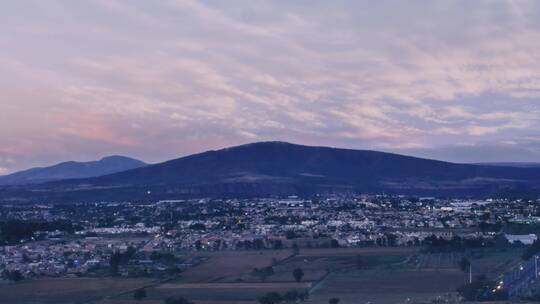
[2,1,540,174]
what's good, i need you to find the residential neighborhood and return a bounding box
[2,196,540,281]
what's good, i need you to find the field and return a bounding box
[0,277,155,304]
[175,250,293,283]
[306,248,523,304]
[0,247,525,304]
[109,247,423,304]
[309,268,464,304]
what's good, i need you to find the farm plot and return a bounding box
[228,247,414,284]
[465,248,522,278]
[411,252,465,269]
[0,277,155,304]
[297,247,418,257]
[409,248,522,278]
[116,281,310,303]
[309,268,465,304]
[176,250,293,283]
[111,250,302,303]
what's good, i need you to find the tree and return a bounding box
[109,248,137,274]
[329,298,340,304]
[292,243,299,255]
[272,239,283,250]
[22,253,31,263]
[283,290,307,302]
[133,288,147,300]
[457,276,508,301]
[458,257,471,272]
[189,223,206,230]
[386,233,398,246]
[258,292,282,304]
[292,268,304,282]
[252,266,275,282]
[286,230,297,240]
[2,270,23,282]
[254,238,265,250]
[164,296,193,304]
[522,239,540,260]
[258,290,307,304]
[109,252,121,274]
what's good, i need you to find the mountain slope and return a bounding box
[0,156,147,185]
[4,142,540,202]
[473,162,540,168]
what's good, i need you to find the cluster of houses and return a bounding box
[2,196,540,279]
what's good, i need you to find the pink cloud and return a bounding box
[54,112,140,146]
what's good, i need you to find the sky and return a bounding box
[2,0,540,174]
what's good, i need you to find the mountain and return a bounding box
[3,141,540,202]
[473,162,540,168]
[0,156,147,186]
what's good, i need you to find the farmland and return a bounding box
[104,247,469,303]
[0,277,155,304]
[0,247,525,304]
[174,250,293,283]
[309,268,464,304]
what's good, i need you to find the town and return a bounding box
[2,196,539,280]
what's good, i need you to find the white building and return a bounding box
[505,234,538,245]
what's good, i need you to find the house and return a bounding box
[505,234,538,245]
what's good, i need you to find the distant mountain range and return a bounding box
[2,142,540,202]
[0,156,146,186]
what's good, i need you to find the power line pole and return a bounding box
[535,255,538,280]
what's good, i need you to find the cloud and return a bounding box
[1,0,540,172]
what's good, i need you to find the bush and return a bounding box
[252,266,275,281]
[522,239,540,260]
[257,290,308,304]
[458,257,471,272]
[258,292,283,304]
[456,277,508,301]
[292,268,304,282]
[133,288,147,300]
[2,270,23,282]
[164,295,193,304]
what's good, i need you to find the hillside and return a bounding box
[3,142,540,202]
[473,162,540,168]
[0,156,147,186]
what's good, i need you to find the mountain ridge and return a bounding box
[472,162,540,168]
[0,155,147,186]
[2,141,540,202]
